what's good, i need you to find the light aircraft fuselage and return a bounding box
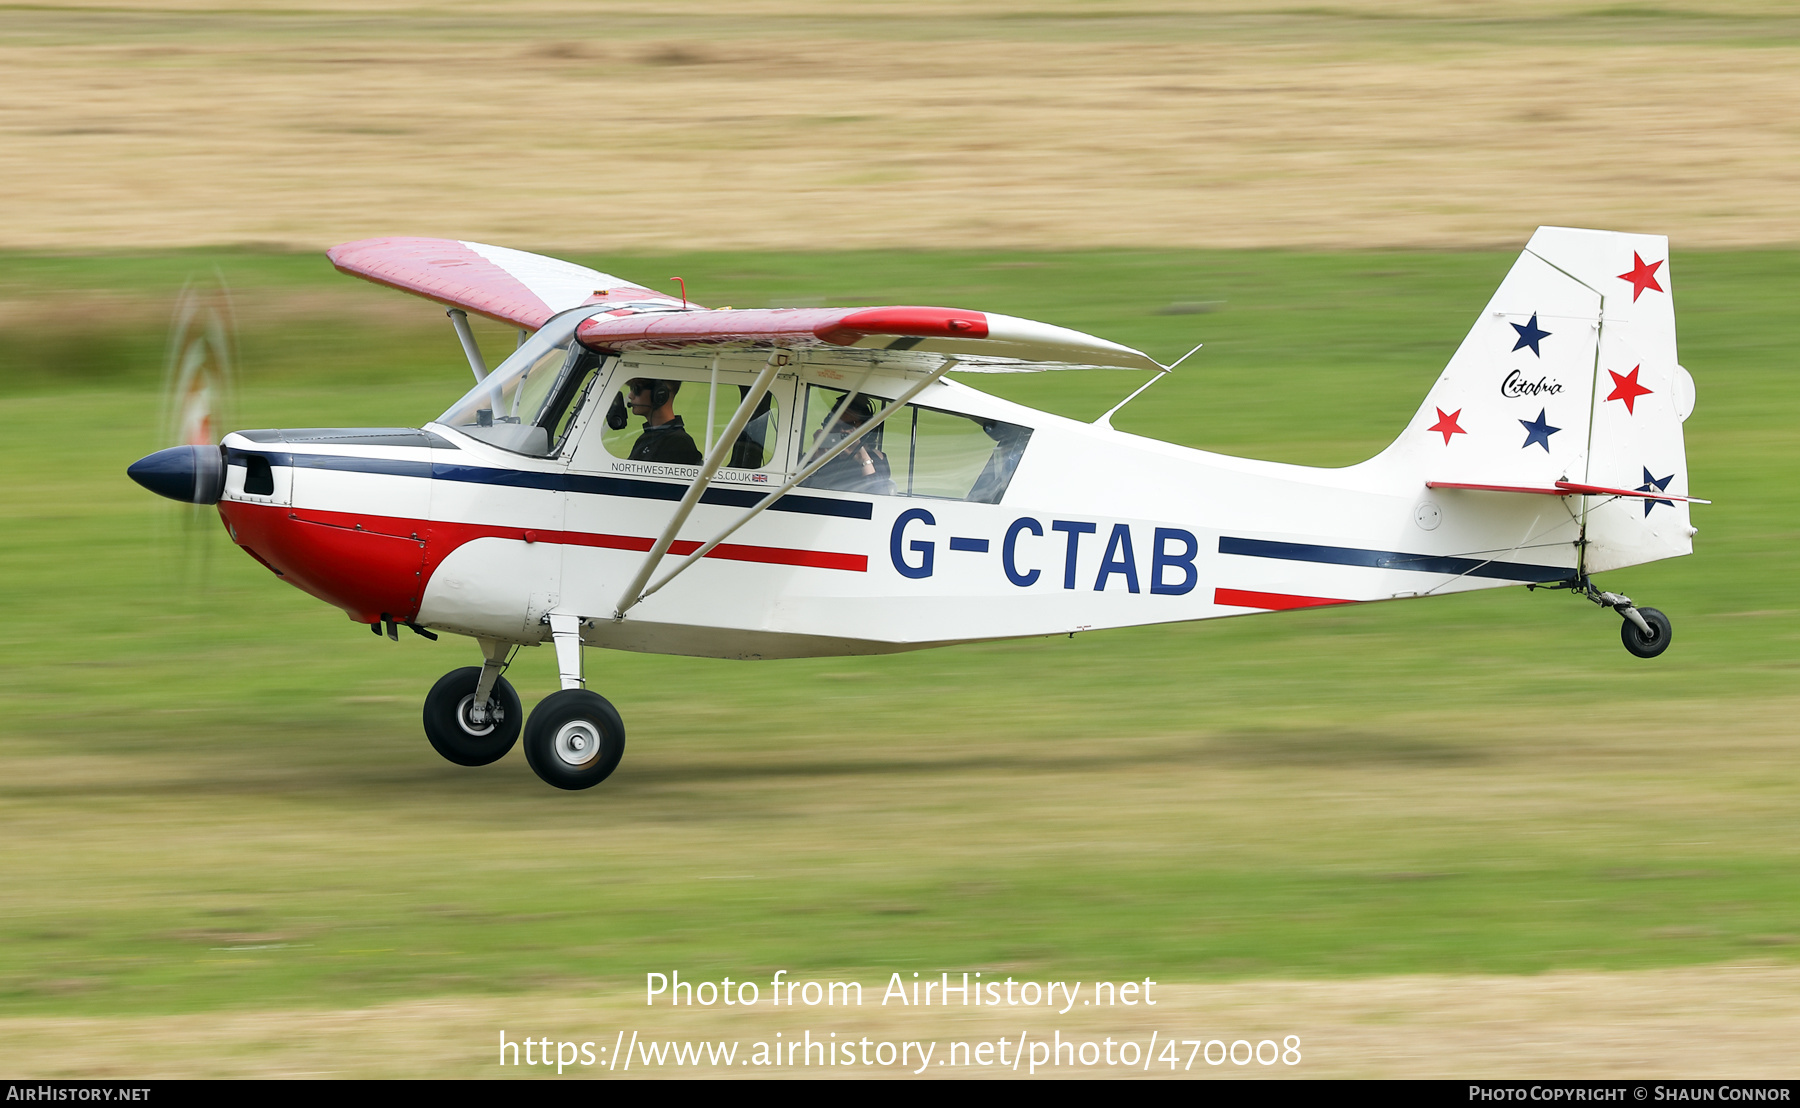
[126,228,1701,789]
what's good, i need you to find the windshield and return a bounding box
[436,308,606,455]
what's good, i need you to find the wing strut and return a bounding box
[446,308,489,382]
[798,364,879,470]
[623,356,962,615]
[612,349,787,620]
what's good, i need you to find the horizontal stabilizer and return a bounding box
[1427,480,1709,504]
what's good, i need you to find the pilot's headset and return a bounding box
[609,378,680,429]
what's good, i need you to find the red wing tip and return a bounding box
[819,306,990,345]
[573,305,995,350]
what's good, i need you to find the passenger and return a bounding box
[728,385,776,469]
[808,395,894,495]
[624,378,703,465]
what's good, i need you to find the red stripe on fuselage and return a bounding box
[410,515,869,573]
[295,508,868,573]
[219,502,866,623]
[1214,587,1354,611]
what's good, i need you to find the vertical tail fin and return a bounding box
[1378,226,1695,573]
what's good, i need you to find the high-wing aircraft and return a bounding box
[128,228,1704,791]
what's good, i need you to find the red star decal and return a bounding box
[1429,407,1466,445]
[1606,365,1653,414]
[1618,252,1664,301]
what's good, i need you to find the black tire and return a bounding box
[1621,606,1673,659]
[423,666,522,766]
[523,689,626,791]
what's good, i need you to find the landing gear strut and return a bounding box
[522,612,626,791]
[524,690,627,791]
[1616,603,1672,659]
[416,620,626,788]
[422,639,523,766]
[1534,576,1673,659]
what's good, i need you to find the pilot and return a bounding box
[623,378,703,465]
[808,395,894,495]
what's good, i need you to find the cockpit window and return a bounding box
[799,384,1031,503]
[596,373,781,469]
[437,334,603,456]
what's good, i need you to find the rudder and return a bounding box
[1528,227,1695,573]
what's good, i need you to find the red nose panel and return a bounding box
[218,501,425,624]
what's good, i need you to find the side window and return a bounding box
[799,386,900,496]
[598,373,782,468]
[909,406,1003,500]
[800,385,1032,503]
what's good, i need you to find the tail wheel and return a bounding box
[1621,607,1673,659]
[524,690,626,791]
[423,666,522,766]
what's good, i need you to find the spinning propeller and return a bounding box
[163,278,236,453]
[130,275,239,586]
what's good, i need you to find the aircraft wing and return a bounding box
[575,305,1165,372]
[327,237,683,330]
[329,237,1165,371]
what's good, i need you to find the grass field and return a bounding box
[0,245,1796,1076]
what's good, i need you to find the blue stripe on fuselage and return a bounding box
[1218,536,1571,583]
[226,448,872,520]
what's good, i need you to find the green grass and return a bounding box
[0,246,1796,1018]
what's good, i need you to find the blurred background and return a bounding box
[2,0,1798,1077]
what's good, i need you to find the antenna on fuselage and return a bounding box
[1093,342,1201,428]
[1162,342,1205,371]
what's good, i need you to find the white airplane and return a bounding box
[128,227,1704,791]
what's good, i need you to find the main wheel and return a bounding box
[523,689,626,791]
[1621,606,1673,659]
[423,666,522,766]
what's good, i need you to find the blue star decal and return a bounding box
[1518,408,1560,452]
[1511,313,1551,357]
[1637,466,1675,516]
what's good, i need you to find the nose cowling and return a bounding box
[128,445,227,505]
